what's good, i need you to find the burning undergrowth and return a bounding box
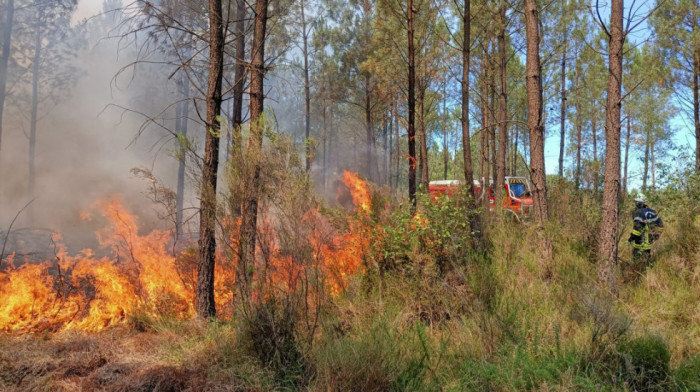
[0,171,371,333]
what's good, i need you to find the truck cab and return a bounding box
[428,176,533,221]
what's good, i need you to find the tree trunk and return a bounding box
[651,138,656,191]
[496,6,507,213]
[592,116,599,192]
[28,10,42,225]
[524,0,551,258]
[394,101,400,190]
[642,127,649,191]
[598,0,624,293]
[196,0,225,319]
[239,0,269,304]
[481,49,491,210]
[322,93,327,190]
[383,112,388,184]
[176,74,190,237]
[0,0,14,153]
[419,87,429,189]
[622,109,630,196]
[232,0,247,157]
[694,51,699,173]
[388,108,393,188]
[574,54,582,190]
[512,123,519,175]
[558,39,567,178]
[302,0,311,172]
[365,75,374,180]
[461,0,480,239]
[443,82,449,180]
[407,0,417,208]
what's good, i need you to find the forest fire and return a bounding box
[0,172,370,333]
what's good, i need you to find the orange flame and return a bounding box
[341,170,371,213]
[0,173,372,333]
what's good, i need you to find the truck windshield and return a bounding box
[509,182,527,197]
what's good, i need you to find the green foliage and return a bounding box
[371,188,477,274]
[617,334,671,392]
[673,355,700,391]
[313,317,437,391]
[241,299,308,390]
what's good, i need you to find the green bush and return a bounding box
[673,355,700,391]
[313,318,434,392]
[618,334,671,391]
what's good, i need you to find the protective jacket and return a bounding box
[628,206,664,251]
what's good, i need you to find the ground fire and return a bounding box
[0,171,370,333]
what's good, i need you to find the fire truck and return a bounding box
[428,176,534,221]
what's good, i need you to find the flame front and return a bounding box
[0,173,370,333]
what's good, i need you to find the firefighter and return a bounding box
[627,195,664,267]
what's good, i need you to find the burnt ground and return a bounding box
[0,326,261,392]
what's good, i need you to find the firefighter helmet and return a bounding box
[634,194,647,205]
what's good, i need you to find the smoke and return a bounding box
[0,5,188,255]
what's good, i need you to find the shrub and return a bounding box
[673,355,700,391]
[618,334,671,391]
[312,318,433,392]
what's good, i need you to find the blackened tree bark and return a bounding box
[196,0,225,319]
[598,0,624,292]
[495,3,508,213]
[232,0,247,157]
[524,0,551,258]
[0,0,14,153]
[558,39,567,178]
[407,0,417,208]
[239,0,269,302]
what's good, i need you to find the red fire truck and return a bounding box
[428,176,533,221]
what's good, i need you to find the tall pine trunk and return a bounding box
[407,0,417,208]
[558,39,567,178]
[592,116,598,192]
[496,5,508,213]
[622,109,631,196]
[196,0,225,319]
[176,74,190,237]
[524,0,551,258]
[419,86,429,189]
[0,0,14,153]
[239,0,269,303]
[598,0,624,293]
[394,101,400,191]
[365,75,374,180]
[643,127,649,191]
[694,51,699,173]
[302,0,311,172]
[461,0,481,239]
[232,0,246,157]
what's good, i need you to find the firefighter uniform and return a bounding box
[628,206,663,266]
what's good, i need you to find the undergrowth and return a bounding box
[4,173,700,391]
